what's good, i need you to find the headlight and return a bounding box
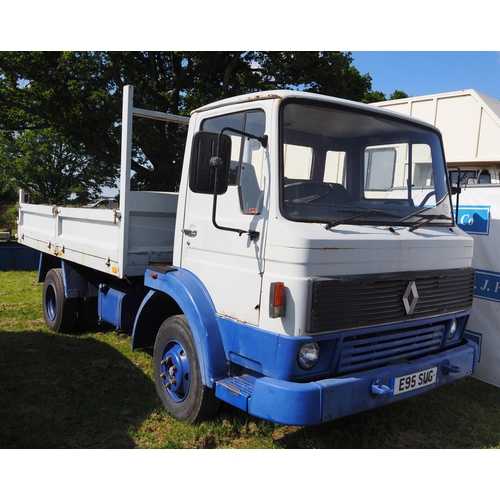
[448,319,458,340]
[297,342,320,370]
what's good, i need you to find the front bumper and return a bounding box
[218,340,477,426]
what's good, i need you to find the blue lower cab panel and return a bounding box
[215,341,478,426]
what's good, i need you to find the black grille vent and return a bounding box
[337,325,444,374]
[306,268,474,334]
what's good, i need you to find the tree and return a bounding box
[253,51,375,102]
[390,90,410,100]
[0,52,122,201]
[0,142,17,204]
[0,51,387,199]
[1,128,114,205]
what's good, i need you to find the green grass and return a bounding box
[1,270,500,449]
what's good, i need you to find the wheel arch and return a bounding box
[132,268,227,387]
[38,253,62,283]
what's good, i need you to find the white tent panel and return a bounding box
[477,107,500,159]
[410,99,435,124]
[373,89,500,164]
[435,95,481,162]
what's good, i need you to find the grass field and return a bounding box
[1,270,500,449]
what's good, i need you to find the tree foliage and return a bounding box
[1,128,112,204]
[0,51,394,202]
[390,90,410,100]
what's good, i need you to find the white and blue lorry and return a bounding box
[17,85,478,425]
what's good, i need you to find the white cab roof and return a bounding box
[192,89,440,131]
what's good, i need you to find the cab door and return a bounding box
[179,108,268,326]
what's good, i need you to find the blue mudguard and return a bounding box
[132,267,227,387]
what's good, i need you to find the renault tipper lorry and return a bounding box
[17,85,478,425]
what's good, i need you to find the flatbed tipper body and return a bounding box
[18,190,178,279]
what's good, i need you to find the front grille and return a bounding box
[337,324,444,374]
[306,267,474,334]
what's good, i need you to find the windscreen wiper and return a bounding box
[324,210,400,230]
[407,214,453,232]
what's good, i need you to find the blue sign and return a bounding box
[455,205,490,235]
[474,269,500,303]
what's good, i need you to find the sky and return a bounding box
[350,52,500,101]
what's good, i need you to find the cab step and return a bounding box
[215,374,257,411]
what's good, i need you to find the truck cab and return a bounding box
[177,91,470,334]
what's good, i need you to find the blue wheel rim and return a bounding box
[160,340,190,402]
[46,285,57,321]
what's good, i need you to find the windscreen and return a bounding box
[280,99,453,229]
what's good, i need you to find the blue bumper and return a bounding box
[218,340,477,426]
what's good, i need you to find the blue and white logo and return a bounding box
[455,206,490,235]
[474,269,500,303]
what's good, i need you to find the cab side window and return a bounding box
[201,110,266,214]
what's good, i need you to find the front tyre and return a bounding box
[153,314,220,423]
[43,268,77,333]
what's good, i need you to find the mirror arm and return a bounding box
[210,157,260,241]
[450,167,462,223]
[218,127,268,150]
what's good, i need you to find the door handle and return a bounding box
[182,226,197,237]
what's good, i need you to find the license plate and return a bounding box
[390,367,438,396]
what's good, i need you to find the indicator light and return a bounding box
[269,282,286,318]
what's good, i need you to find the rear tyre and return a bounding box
[43,268,77,333]
[153,314,220,423]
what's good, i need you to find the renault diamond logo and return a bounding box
[403,280,419,315]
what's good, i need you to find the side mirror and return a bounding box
[190,132,231,194]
